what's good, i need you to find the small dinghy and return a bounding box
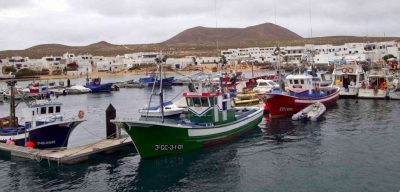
[139,101,184,117]
[292,102,326,121]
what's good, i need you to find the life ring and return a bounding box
[78,110,85,119]
[341,68,348,73]
[347,68,354,73]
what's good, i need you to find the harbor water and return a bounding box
[0,75,400,191]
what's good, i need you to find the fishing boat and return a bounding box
[139,101,184,117]
[113,91,263,158]
[358,66,393,99]
[316,70,333,87]
[332,64,367,97]
[139,73,175,86]
[0,72,15,80]
[252,79,280,93]
[291,102,326,121]
[233,93,260,106]
[112,59,263,158]
[388,77,400,99]
[0,81,85,149]
[261,73,340,118]
[85,77,113,92]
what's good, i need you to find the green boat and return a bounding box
[112,91,263,159]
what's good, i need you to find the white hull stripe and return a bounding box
[0,133,26,141]
[187,109,263,137]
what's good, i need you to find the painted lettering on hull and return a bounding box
[37,140,56,145]
[154,144,183,151]
[279,107,293,112]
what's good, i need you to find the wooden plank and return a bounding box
[0,136,133,165]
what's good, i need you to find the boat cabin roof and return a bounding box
[286,74,313,80]
[368,68,390,77]
[183,92,222,97]
[30,100,62,108]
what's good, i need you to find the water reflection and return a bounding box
[259,114,314,143]
[131,146,240,191]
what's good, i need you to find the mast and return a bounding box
[86,67,89,85]
[7,80,16,128]
[159,56,165,123]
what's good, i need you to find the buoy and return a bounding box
[26,141,35,148]
[78,110,85,119]
[6,138,15,145]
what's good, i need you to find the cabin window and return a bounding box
[201,97,209,107]
[222,101,227,110]
[32,111,34,116]
[41,107,46,114]
[192,97,201,107]
[48,106,54,113]
[300,80,304,84]
[360,74,365,81]
[186,98,193,107]
[56,106,61,113]
[320,74,326,81]
[289,80,293,84]
[293,80,299,84]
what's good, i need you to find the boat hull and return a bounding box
[358,88,388,99]
[85,83,113,92]
[113,109,263,158]
[0,120,83,149]
[339,87,359,97]
[389,91,400,100]
[263,88,340,118]
[139,77,175,87]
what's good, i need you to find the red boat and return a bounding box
[261,74,340,118]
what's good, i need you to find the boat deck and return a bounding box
[0,136,132,165]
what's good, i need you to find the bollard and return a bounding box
[106,104,119,139]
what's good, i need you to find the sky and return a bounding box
[0,0,399,50]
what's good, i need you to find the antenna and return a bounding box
[308,0,313,38]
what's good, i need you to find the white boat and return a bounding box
[358,67,393,99]
[252,79,280,93]
[389,78,400,100]
[292,102,326,121]
[317,71,333,87]
[0,72,15,80]
[139,101,184,117]
[65,85,91,94]
[332,64,367,97]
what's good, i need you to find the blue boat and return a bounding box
[0,99,85,149]
[85,77,113,92]
[139,73,175,86]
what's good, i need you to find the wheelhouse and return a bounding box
[183,92,235,125]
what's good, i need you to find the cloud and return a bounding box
[0,0,399,50]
